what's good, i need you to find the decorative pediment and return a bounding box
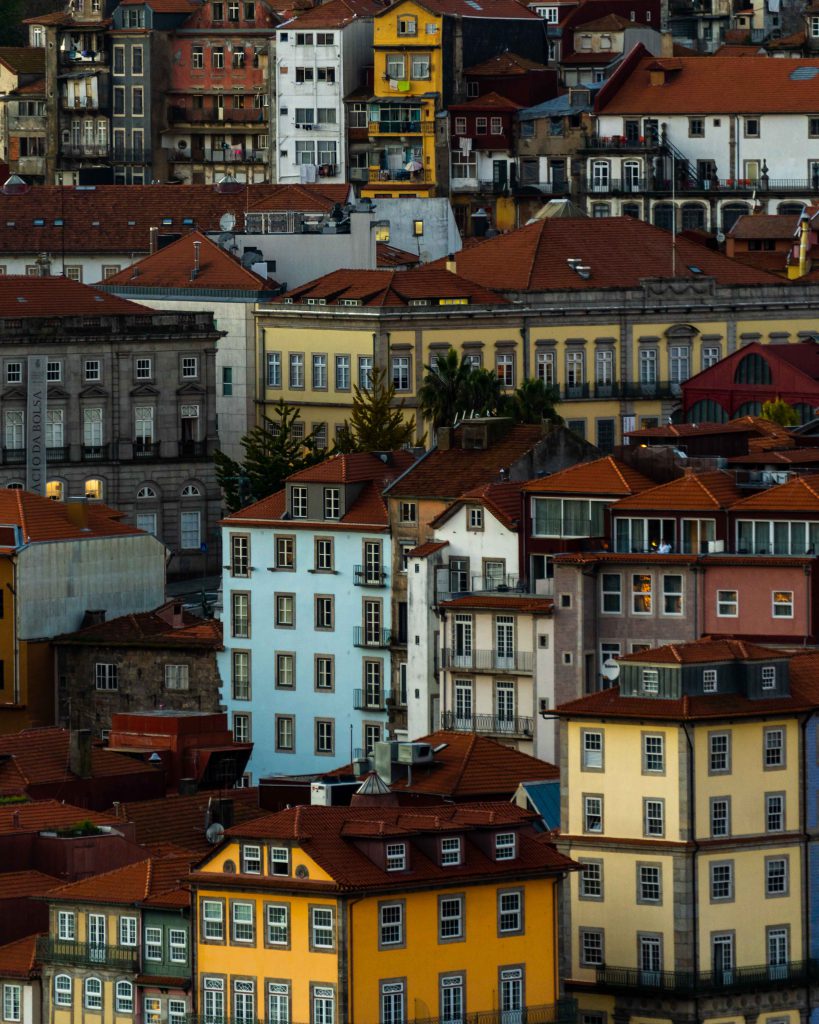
[2,387,26,401]
[47,385,69,399]
[129,384,161,398]
[176,382,206,397]
[79,384,109,399]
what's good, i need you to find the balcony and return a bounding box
[562,383,590,399]
[132,441,160,460]
[353,565,387,587]
[203,148,267,164]
[61,144,110,160]
[594,961,819,997]
[438,574,533,604]
[2,448,25,466]
[368,167,433,184]
[36,937,138,970]
[581,133,661,152]
[178,439,207,459]
[61,96,100,112]
[111,148,152,165]
[47,446,70,463]
[353,688,388,711]
[441,649,534,673]
[441,710,535,738]
[353,626,392,648]
[168,104,267,125]
[184,1006,576,1024]
[14,156,45,176]
[368,119,434,136]
[82,444,109,462]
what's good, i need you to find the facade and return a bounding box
[0,275,221,576]
[556,638,819,1024]
[275,0,381,186]
[53,604,224,741]
[0,935,41,1024]
[218,451,416,779]
[190,800,575,1024]
[0,47,47,183]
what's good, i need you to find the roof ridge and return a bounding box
[449,733,479,794]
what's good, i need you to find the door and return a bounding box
[768,928,788,980]
[623,160,641,192]
[499,970,523,1024]
[550,159,566,190]
[364,541,382,584]
[88,914,106,961]
[493,159,508,193]
[454,680,473,730]
[441,977,464,1024]
[233,985,254,1024]
[495,681,516,730]
[713,934,734,985]
[453,614,473,668]
[495,615,515,669]
[639,935,662,986]
[591,160,609,192]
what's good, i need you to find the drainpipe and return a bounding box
[682,720,700,1022]
[799,712,811,1012]
[344,896,363,1023]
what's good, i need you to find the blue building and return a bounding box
[218,450,415,778]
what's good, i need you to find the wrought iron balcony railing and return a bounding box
[441,710,535,738]
[36,937,138,970]
[441,649,534,673]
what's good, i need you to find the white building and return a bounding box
[275,0,379,185]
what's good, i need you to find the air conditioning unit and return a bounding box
[396,742,434,764]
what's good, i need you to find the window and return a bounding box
[703,669,717,693]
[644,798,664,837]
[643,734,665,773]
[663,575,683,615]
[182,356,198,379]
[316,538,333,570]
[316,656,333,691]
[717,590,738,616]
[242,844,262,874]
[3,985,21,1022]
[275,536,295,569]
[399,501,416,524]
[766,793,784,832]
[584,795,603,833]
[55,976,72,1007]
[581,929,604,965]
[315,596,334,630]
[601,573,621,613]
[702,345,720,369]
[315,718,334,754]
[764,727,784,768]
[95,663,118,691]
[290,486,307,519]
[744,117,760,138]
[495,832,516,860]
[231,902,254,943]
[267,352,281,387]
[323,487,340,520]
[288,353,305,389]
[476,116,487,135]
[231,592,249,638]
[498,889,522,933]
[378,902,405,948]
[639,864,661,903]
[181,510,201,550]
[271,847,290,875]
[441,837,461,866]
[386,843,406,871]
[689,117,704,137]
[135,357,152,381]
[392,356,411,391]
[145,926,162,960]
[398,14,417,33]
[312,353,328,390]
[169,1000,186,1024]
[711,797,729,837]
[231,535,250,577]
[276,715,294,751]
[358,355,373,390]
[276,594,294,627]
[579,861,602,899]
[58,911,75,941]
[169,929,187,963]
[85,978,102,1010]
[642,669,658,694]
[582,730,603,770]
[632,574,652,614]
[766,857,788,896]
[119,916,137,946]
[536,349,555,386]
[266,904,289,946]
[709,732,730,773]
[386,53,406,77]
[496,353,515,387]
[311,906,335,949]
[773,592,793,618]
[710,861,733,901]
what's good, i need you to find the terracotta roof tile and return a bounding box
[14,78,45,95]
[449,91,523,111]
[407,540,448,557]
[0,935,40,979]
[617,636,784,665]
[285,0,384,27]
[287,451,408,484]
[120,0,198,9]
[376,242,420,268]
[727,448,819,466]
[0,800,121,835]
[440,593,554,613]
[626,415,794,441]
[431,480,523,530]
[729,213,799,239]
[55,603,222,650]
[730,474,819,512]
[521,455,654,495]
[0,490,143,544]
[610,469,743,511]
[0,276,152,319]
[0,48,46,75]
[465,51,549,75]
[48,851,193,905]
[223,489,287,524]
[385,0,539,16]
[574,11,632,28]
[601,54,819,114]
[217,802,571,889]
[432,217,782,292]
[102,231,278,294]
[0,870,62,899]
[276,267,506,307]
[387,424,545,499]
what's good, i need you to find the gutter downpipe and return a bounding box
[683,717,700,1024]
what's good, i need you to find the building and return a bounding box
[0,275,221,575]
[362,0,544,198]
[542,0,662,66]
[275,0,383,185]
[583,48,819,228]
[190,800,576,1024]
[559,13,665,85]
[54,605,223,740]
[0,935,42,1024]
[218,451,416,779]
[0,872,61,947]
[0,47,47,183]
[556,639,819,1024]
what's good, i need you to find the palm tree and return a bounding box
[418,349,474,429]
[505,377,563,425]
[464,367,504,418]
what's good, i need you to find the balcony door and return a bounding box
[454,680,473,730]
[639,935,662,986]
[499,969,523,1024]
[453,614,472,669]
[712,933,734,985]
[495,680,516,730]
[88,913,106,961]
[495,615,515,670]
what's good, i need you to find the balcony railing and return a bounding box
[354,565,387,587]
[47,446,70,463]
[178,439,207,458]
[353,688,388,711]
[168,104,267,125]
[111,148,152,165]
[184,1007,576,1024]
[36,937,138,970]
[581,133,661,151]
[595,961,819,996]
[2,448,24,466]
[61,144,110,159]
[369,119,434,135]
[441,710,535,738]
[562,383,590,399]
[82,444,109,462]
[368,167,433,184]
[132,441,160,460]
[353,626,392,648]
[441,649,534,673]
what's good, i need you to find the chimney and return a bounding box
[65,497,89,530]
[69,729,93,779]
[192,240,201,280]
[11,809,20,829]
[149,226,159,253]
[437,426,452,451]
[172,601,184,628]
[660,30,674,56]
[445,253,457,274]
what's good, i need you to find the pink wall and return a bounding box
[702,564,810,639]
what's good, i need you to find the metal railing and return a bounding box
[61,144,110,159]
[47,446,70,463]
[441,710,535,737]
[168,105,267,125]
[2,448,24,466]
[582,134,660,150]
[132,441,160,460]
[183,1000,576,1024]
[441,649,534,673]
[354,565,387,587]
[178,439,207,458]
[368,119,434,135]
[353,688,387,711]
[36,937,138,970]
[596,961,819,995]
[82,444,109,462]
[368,167,433,183]
[353,626,392,648]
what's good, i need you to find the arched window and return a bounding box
[5,481,23,490]
[54,975,72,1007]
[734,400,763,417]
[592,202,610,218]
[734,352,772,385]
[622,202,641,220]
[115,982,133,1014]
[137,484,157,500]
[181,484,201,498]
[778,202,804,215]
[46,480,64,502]
[591,160,610,192]
[686,399,727,423]
[623,160,641,192]
[85,478,103,501]
[793,402,815,424]
[721,202,750,233]
[681,203,706,231]
[84,978,102,1011]
[653,203,675,232]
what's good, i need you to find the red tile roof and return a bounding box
[610,469,743,511]
[600,55,819,114]
[110,788,263,856]
[387,424,546,499]
[223,489,286,524]
[13,78,45,95]
[0,729,160,795]
[449,91,522,112]
[0,276,152,319]
[0,800,121,835]
[0,490,143,544]
[120,0,198,9]
[0,48,46,75]
[285,0,384,27]
[618,636,784,665]
[383,0,539,16]
[0,935,40,979]
[521,455,654,495]
[730,474,819,512]
[213,802,571,890]
[288,451,412,484]
[626,415,795,442]
[24,10,109,25]
[0,184,352,256]
[48,851,193,905]
[729,213,798,240]
[376,242,421,268]
[55,603,222,650]
[276,267,506,307]
[465,51,549,75]
[432,479,524,530]
[102,231,278,294]
[440,593,554,613]
[0,870,61,900]
[574,11,632,27]
[727,448,819,466]
[408,540,449,557]
[434,217,780,292]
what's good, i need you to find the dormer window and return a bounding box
[441,836,462,866]
[386,842,406,871]
[762,665,776,690]
[324,487,340,520]
[242,844,262,874]
[270,846,290,875]
[290,486,307,518]
[641,668,659,694]
[468,507,484,530]
[495,832,516,861]
[703,669,717,693]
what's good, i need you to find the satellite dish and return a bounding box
[206,822,225,845]
[715,231,726,243]
[219,211,236,232]
[601,658,620,682]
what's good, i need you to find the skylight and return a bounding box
[790,66,819,80]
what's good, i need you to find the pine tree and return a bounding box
[335,367,417,452]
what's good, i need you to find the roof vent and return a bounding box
[790,66,819,79]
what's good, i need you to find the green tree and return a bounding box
[418,349,474,429]
[215,400,322,512]
[335,367,416,452]
[760,397,799,427]
[503,377,563,425]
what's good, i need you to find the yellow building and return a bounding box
[255,216,819,450]
[190,796,576,1023]
[556,637,818,1024]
